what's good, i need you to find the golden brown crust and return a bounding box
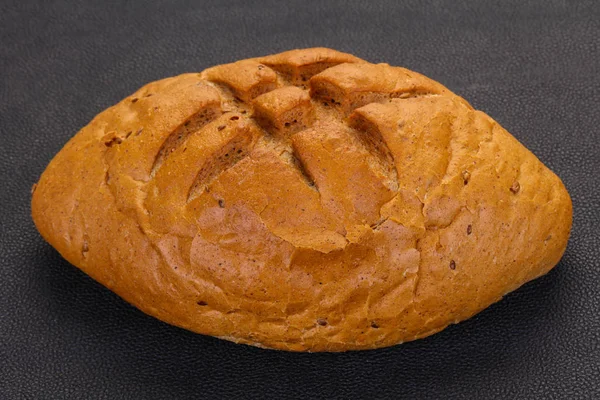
[31,48,572,352]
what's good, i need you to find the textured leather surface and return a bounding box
[1,0,598,398]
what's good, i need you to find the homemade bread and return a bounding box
[31,48,572,351]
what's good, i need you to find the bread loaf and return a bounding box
[31,48,572,351]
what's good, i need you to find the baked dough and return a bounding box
[31,48,572,351]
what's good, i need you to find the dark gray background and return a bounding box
[1,1,599,399]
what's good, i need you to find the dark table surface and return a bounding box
[1,1,599,399]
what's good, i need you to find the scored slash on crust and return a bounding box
[139,54,450,213]
[102,49,498,259]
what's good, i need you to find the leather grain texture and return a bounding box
[1,0,598,398]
